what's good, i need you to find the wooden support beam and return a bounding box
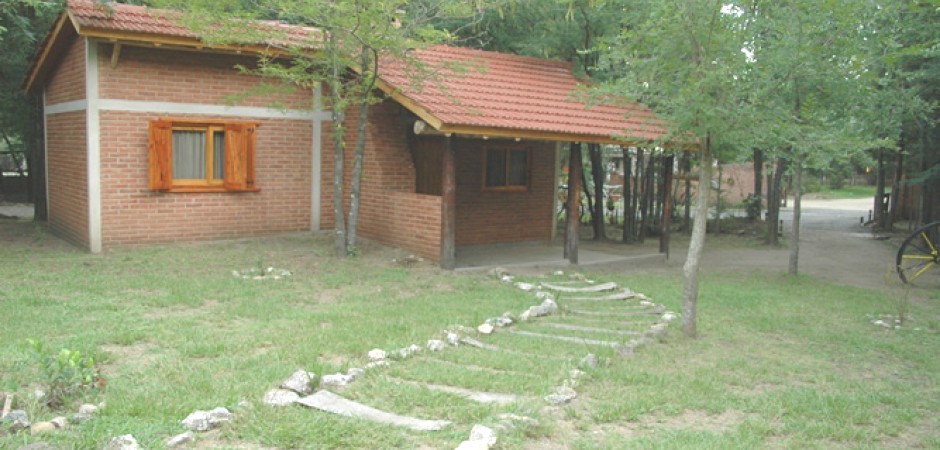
[440,136,457,269]
[660,155,675,258]
[566,143,583,264]
[110,43,122,69]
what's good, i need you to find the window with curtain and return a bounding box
[149,119,257,192]
[483,146,529,191]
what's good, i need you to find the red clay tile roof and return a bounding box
[32,2,670,144]
[67,0,194,38]
[379,45,669,144]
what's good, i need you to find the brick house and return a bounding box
[25,1,669,267]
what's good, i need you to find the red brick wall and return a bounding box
[95,44,314,248]
[46,111,89,247]
[99,112,312,248]
[320,101,556,256]
[98,44,307,109]
[319,99,444,258]
[455,139,556,246]
[45,37,85,105]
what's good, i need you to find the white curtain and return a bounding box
[173,130,206,179]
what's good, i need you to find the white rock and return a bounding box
[500,275,514,283]
[347,368,365,381]
[395,344,422,359]
[552,270,565,276]
[427,339,445,351]
[30,422,57,435]
[368,348,388,361]
[639,300,653,307]
[477,323,494,335]
[320,373,354,387]
[661,312,677,323]
[535,291,554,300]
[446,332,460,346]
[50,416,67,429]
[105,434,140,450]
[78,404,99,415]
[469,424,497,446]
[32,389,46,400]
[455,440,490,450]
[544,385,577,405]
[514,282,535,291]
[263,388,300,406]
[208,407,233,426]
[520,310,532,321]
[281,369,316,395]
[166,431,195,447]
[181,410,212,432]
[569,369,585,380]
[365,360,391,369]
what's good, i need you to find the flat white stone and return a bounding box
[540,282,618,293]
[565,289,637,301]
[427,339,446,351]
[263,388,300,406]
[389,378,520,405]
[539,322,640,335]
[296,390,451,431]
[508,330,621,347]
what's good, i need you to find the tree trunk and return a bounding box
[767,157,787,245]
[345,49,373,253]
[622,155,634,243]
[328,38,347,258]
[30,94,47,220]
[566,144,583,264]
[788,155,804,275]
[714,162,722,234]
[682,135,713,338]
[753,148,763,200]
[639,150,654,243]
[874,148,887,229]
[683,151,692,233]
[888,149,903,227]
[589,143,605,240]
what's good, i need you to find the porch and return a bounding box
[454,239,666,272]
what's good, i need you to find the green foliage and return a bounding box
[26,339,102,407]
[742,194,762,220]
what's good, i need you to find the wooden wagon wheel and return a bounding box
[897,221,940,284]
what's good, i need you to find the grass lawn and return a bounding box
[0,223,938,449]
[810,185,878,200]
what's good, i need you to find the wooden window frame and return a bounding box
[482,145,531,192]
[149,119,260,193]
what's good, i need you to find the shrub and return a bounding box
[27,339,103,407]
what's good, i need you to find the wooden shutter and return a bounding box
[148,120,173,191]
[223,123,253,191]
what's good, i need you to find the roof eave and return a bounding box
[23,12,74,94]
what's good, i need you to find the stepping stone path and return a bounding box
[257,269,676,449]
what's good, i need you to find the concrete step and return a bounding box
[296,390,451,431]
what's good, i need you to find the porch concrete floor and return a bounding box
[454,240,666,272]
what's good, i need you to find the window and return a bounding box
[483,146,529,191]
[149,119,258,192]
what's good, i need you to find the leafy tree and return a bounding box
[0,0,61,215]
[597,0,749,337]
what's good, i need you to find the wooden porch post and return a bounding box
[440,135,456,269]
[566,143,583,264]
[660,155,675,258]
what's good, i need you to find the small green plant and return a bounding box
[27,339,102,407]
[742,194,763,220]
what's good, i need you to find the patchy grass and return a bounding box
[0,222,938,449]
